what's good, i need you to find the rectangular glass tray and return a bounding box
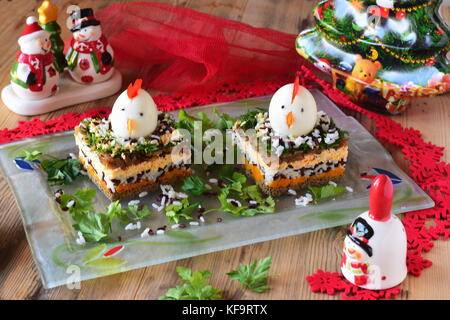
[0,89,434,288]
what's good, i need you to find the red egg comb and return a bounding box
[291,75,300,104]
[369,174,394,221]
[127,79,143,99]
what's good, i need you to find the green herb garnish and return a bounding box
[238,108,266,130]
[19,149,43,161]
[308,184,345,202]
[159,266,222,300]
[227,256,273,293]
[181,176,206,196]
[40,158,83,186]
[165,198,200,224]
[205,172,276,217]
[18,149,83,186]
[59,189,151,243]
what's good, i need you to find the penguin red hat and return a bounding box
[18,17,46,45]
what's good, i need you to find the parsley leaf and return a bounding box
[59,189,151,243]
[165,198,200,224]
[209,172,276,217]
[308,184,345,202]
[18,149,43,161]
[159,266,222,300]
[73,211,111,243]
[17,149,83,186]
[125,204,152,222]
[181,176,206,196]
[213,107,236,130]
[60,188,96,215]
[40,158,83,186]
[238,108,266,130]
[227,256,273,293]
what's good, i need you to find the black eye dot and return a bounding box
[301,108,304,112]
[121,108,125,111]
[140,112,144,117]
[281,105,285,109]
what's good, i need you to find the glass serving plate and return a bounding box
[0,89,434,288]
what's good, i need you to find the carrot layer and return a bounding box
[244,160,345,189]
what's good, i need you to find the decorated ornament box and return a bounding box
[1,1,122,116]
[296,0,450,114]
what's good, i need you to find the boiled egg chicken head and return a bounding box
[110,79,158,139]
[268,82,317,137]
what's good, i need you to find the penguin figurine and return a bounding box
[341,174,408,290]
[109,79,158,139]
[268,76,318,137]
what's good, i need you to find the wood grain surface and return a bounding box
[0,0,449,300]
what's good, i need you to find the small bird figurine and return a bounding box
[109,79,158,139]
[341,174,407,290]
[268,76,317,137]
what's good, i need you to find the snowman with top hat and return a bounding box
[66,8,114,84]
[10,16,59,100]
[341,174,407,290]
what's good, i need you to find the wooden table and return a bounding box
[0,0,449,300]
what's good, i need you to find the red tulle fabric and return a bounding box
[95,2,302,92]
[1,2,449,300]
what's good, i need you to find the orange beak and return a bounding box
[286,111,294,128]
[127,118,135,136]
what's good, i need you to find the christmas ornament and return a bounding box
[66,8,115,84]
[109,79,158,139]
[9,16,60,100]
[268,76,317,137]
[341,174,407,290]
[38,0,66,73]
[296,0,450,114]
[1,2,122,116]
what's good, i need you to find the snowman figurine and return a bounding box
[109,79,158,139]
[268,76,317,137]
[10,16,59,100]
[341,174,407,290]
[66,8,114,84]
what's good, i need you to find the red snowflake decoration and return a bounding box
[306,270,348,295]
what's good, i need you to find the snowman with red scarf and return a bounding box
[66,8,114,84]
[341,174,407,290]
[10,16,59,100]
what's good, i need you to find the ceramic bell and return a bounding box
[341,174,407,290]
[268,76,317,137]
[66,8,115,84]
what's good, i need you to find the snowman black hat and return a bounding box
[347,217,374,257]
[70,8,100,32]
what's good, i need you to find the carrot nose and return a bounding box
[286,111,294,128]
[78,34,85,39]
[127,118,135,136]
[348,248,355,255]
